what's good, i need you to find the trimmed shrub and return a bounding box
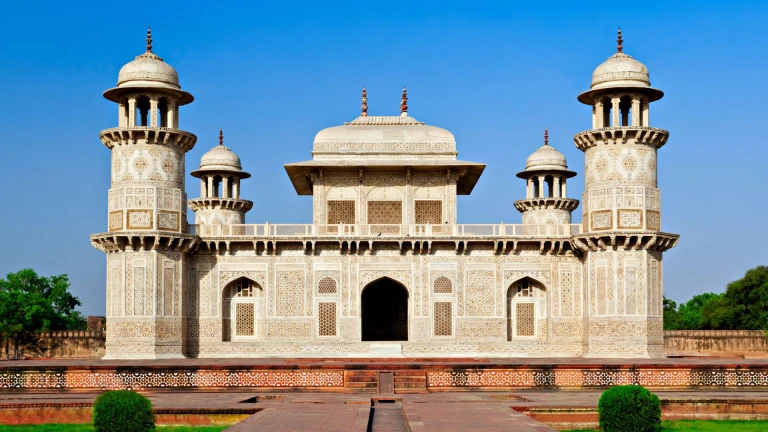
[598,385,661,432]
[93,390,155,432]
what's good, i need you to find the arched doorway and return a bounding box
[506,277,546,341]
[361,278,408,341]
[222,277,264,341]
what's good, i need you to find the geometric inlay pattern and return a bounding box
[433,302,453,337]
[235,303,255,337]
[516,303,535,337]
[433,276,452,294]
[318,277,337,295]
[367,201,402,225]
[318,302,336,337]
[327,200,355,225]
[415,200,442,224]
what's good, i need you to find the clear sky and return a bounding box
[1,1,766,316]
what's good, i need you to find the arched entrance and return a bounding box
[361,278,408,341]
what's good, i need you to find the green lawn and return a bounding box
[0,426,228,432]
[565,419,768,432]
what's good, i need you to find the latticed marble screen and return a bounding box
[327,200,355,224]
[235,303,255,336]
[367,201,402,224]
[318,277,337,294]
[516,303,535,337]
[434,302,453,336]
[415,200,442,224]
[318,302,337,336]
[433,276,453,294]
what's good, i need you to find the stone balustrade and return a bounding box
[189,223,583,238]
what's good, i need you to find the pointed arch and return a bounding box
[506,276,547,341]
[361,277,409,341]
[318,276,338,294]
[222,277,264,341]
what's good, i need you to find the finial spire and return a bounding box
[361,86,368,117]
[544,128,549,146]
[219,128,224,146]
[146,26,153,53]
[400,86,408,116]
[617,27,623,53]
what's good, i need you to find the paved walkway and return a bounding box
[5,390,768,431]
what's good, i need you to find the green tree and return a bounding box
[663,296,680,330]
[701,266,768,330]
[676,292,722,330]
[0,269,86,359]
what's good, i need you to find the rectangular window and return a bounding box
[367,201,402,224]
[327,200,355,224]
[515,303,535,337]
[235,303,255,337]
[318,302,337,336]
[415,200,442,224]
[433,302,453,337]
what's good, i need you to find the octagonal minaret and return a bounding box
[189,129,253,232]
[91,29,199,359]
[572,29,678,358]
[514,129,579,229]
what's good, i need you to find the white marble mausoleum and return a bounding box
[91,29,678,359]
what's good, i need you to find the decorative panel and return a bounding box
[158,211,180,231]
[133,267,145,315]
[618,210,642,229]
[109,211,123,231]
[367,201,402,224]
[647,210,660,230]
[415,200,442,224]
[235,303,255,336]
[276,271,305,317]
[318,302,337,336]
[127,210,153,230]
[318,277,338,294]
[433,276,452,294]
[516,303,535,337]
[163,267,174,316]
[591,210,611,231]
[433,302,453,337]
[327,200,355,225]
[465,270,494,316]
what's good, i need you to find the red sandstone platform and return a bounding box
[3,357,768,393]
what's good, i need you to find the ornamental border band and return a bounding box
[91,28,678,359]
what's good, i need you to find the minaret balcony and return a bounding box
[190,223,582,239]
[99,126,197,152]
[514,198,580,212]
[188,197,254,212]
[573,126,669,151]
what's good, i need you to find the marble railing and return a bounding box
[189,223,582,238]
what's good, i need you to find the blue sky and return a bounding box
[1,1,766,316]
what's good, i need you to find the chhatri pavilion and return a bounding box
[91,29,678,359]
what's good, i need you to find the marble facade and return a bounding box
[91,29,678,359]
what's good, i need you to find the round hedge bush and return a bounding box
[93,390,155,432]
[598,385,661,432]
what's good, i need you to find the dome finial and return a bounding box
[146,26,153,53]
[219,128,224,146]
[544,128,549,146]
[361,86,368,117]
[617,27,623,53]
[400,86,408,116]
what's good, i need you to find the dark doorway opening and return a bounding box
[361,278,408,341]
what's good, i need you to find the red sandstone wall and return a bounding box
[664,330,768,357]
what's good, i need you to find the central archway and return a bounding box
[361,278,408,341]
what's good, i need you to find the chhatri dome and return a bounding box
[103,28,193,105]
[517,130,575,179]
[577,28,663,104]
[192,130,251,179]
